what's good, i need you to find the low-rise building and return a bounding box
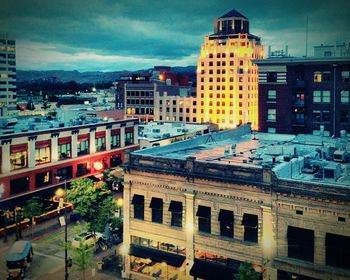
[122,124,350,280]
[314,42,350,58]
[0,116,139,208]
[154,85,197,123]
[138,122,209,149]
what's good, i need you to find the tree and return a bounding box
[22,197,44,219]
[22,197,44,236]
[67,178,117,232]
[234,263,261,280]
[67,223,95,280]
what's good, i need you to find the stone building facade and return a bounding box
[122,125,350,280]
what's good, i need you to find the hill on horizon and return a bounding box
[17,66,196,84]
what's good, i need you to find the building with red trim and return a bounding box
[0,116,139,208]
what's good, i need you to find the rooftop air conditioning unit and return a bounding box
[333,150,346,162]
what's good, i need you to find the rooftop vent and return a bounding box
[334,150,346,162]
[224,145,231,156]
[340,130,347,138]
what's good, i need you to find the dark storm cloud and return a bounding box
[0,0,349,70]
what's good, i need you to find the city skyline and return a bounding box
[1,0,350,71]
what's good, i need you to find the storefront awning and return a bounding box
[130,245,185,267]
[86,175,100,182]
[190,259,237,280]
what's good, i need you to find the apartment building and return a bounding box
[122,124,350,280]
[256,57,350,136]
[0,34,16,116]
[196,9,264,130]
[154,85,197,123]
[0,116,139,208]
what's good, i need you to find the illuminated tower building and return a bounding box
[197,9,264,129]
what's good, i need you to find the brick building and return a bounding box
[256,57,350,136]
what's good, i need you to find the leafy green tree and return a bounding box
[67,178,117,232]
[22,197,44,219]
[234,263,261,280]
[22,197,44,236]
[67,223,95,280]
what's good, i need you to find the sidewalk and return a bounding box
[1,214,67,245]
[1,217,125,280]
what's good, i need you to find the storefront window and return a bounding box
[77,163,90,177]
[10,176,30,195]
[57,166,73,179]
[35,171,52,188]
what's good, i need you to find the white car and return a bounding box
[71,232,108,251]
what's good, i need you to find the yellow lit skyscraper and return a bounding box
[197,9,264,129]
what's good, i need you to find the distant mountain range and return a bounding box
[17,66,196,84]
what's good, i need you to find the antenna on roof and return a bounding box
[205,133,217,145]
[305,16,309,57]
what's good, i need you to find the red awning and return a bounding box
[78,134,89,141]
[95,131,106,138]
[58,136,71,145]
[35,140,51,149]
[111,129,120,136]
[10,143,28,153]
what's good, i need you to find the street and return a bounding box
[0,221,123,280]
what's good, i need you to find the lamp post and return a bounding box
[55,176,69,280]
[120,244,129,278]
[117,198,123,219]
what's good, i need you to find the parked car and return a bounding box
[6,241,33,280]
[71,232,108,251]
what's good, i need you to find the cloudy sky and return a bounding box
[1,0,349,71]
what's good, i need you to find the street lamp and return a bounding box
[55,176,69,280]
[117,198,123,218]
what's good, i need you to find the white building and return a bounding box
[138,122,209,149]
[0,34,17,116]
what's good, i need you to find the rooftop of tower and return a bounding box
[219,9,247,20]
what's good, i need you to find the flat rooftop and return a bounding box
[139,122,208,142]
[255,56,350,65]
[0,114,131,137]
[133,125,350,187]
